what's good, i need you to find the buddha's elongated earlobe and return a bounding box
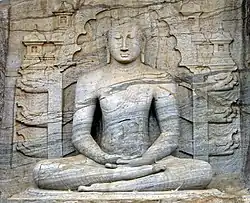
[140,36,146,64]
[140,52,145,63]
[106,46,111,64]
[106,30,111,64]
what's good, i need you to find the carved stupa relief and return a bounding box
[52,1,74,30]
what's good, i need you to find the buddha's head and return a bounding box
[107,22,145,64]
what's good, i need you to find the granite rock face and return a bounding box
[0,0,249,200]
[0,1,10,201]
[0,0,8,163]
[243,0,250,189]
[0,4,7,120]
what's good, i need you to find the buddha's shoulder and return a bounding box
[141,65,174,82]
[77,68,105,84]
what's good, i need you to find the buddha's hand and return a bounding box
[105,154,140,163]
[116,156,155,167]
[104,154,139,169]
[104,154,124,164]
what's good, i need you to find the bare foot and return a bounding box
[152,163,167,173]
[78,185,92,192]
[105,163,118,169]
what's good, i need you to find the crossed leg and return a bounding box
[33,154,165,190]
[78,156,213,192]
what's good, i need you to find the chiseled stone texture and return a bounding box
[243,1,250,188]
[0,3,7,118]
[0,1,10,202]
[0,0,248,200]
[0,0,8,162]
[8,188,248,203]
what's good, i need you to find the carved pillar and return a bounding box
[192,80,209,161]
[47,69,63,158]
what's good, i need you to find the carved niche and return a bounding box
[13,0,242,174]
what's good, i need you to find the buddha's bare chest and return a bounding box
[98,83,153,115]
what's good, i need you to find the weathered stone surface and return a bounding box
[0,0,9,167]
[0,0,249,201]
[0,1,11,202]
[243,0,250,189]
[0,3,7,112]
[8,0,244,172]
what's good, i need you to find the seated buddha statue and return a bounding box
[33,22,212,192]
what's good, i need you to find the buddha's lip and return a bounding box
[120,54,129,57]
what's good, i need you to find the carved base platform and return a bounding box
[8,188,250,203]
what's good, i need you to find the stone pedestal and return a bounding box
[7,188,249,203]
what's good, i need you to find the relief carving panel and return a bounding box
[11,0,243,175]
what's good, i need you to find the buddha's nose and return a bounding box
[121,38,128,51]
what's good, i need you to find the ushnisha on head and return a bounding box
[106,22,146,64]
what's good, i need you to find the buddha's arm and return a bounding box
[72,76,121,165]
[143,82,179,160]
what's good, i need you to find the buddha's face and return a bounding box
[108,24,142,64]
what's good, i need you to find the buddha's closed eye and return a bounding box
[127,34,134,39]
[115,35,122,39]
